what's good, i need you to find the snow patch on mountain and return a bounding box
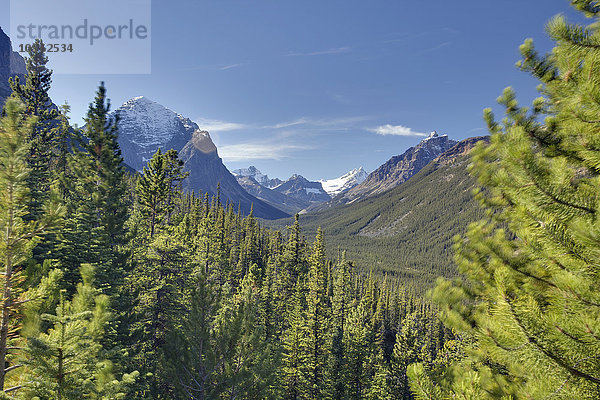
[114,96,199,170]
[117,96,191,147]
[320,167,368,197]
[305,188,323,195]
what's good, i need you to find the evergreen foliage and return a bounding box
[0,34,457,400]
[8,39,59,223]
[268,150,484,294]
[0,99,62,393]
[409,2,600,398]
[22,264,138,399]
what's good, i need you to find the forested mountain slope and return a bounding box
[274,137,487,292]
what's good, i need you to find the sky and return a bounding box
[0,0,586,181]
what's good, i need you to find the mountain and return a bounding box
[235,175,311,215]
[114,97,288,220]
[0,26,26,106]
[315,132,458,211]
[319,167,368,197]
[272,174,331,204]
[232,166,283,188]
[267,136,488,292]
[115,96,198,171]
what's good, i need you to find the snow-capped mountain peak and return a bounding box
[232,166,282,188]
[114,96,199,170]
[320,167,368,197]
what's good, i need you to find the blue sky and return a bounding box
[0,1,585,181]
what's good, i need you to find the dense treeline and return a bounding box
[0,40,456,399]
[280,151,484,294]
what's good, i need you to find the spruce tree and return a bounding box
[410,2,600,398]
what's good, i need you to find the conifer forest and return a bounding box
[3,1,600,399]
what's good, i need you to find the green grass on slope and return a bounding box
[267,152,484,293]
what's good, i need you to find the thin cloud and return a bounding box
[195,118,248,133]
[195,115,370,134]
[287,46,351,57]
[265,116,369,130]
[368,124,427,137]
[219,143,311,161]
[268,118,310,129]
[418,41,452,55]
[220,63,244,71]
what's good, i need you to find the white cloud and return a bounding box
[219,143,310,161]
[195,118,248,133]
[368,124,427,137]
[287,46,352,57]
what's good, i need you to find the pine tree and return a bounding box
[137,148,170,238]
[63,83,128,294]
[166,271,216,400]
[326,254,353,400]
[301,229,330,399]
[0,99,62,393]
[128,226,190,398]
[282,282,307,400]
[8,39,59,222]
[282,214,307,295]
[137,148,189,237]
[344,297,371,400]
[410,2,600,398]
[171,270,276,399]
[390,312,422,399]
[22,264,137,399]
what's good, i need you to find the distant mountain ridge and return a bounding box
[312,131,457,211]
[272,174,331,204]
[235,175,311,215]
[113,97,288,220]
[234,166,339,214]
[232,166,283,188]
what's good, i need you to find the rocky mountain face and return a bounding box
[115,96,198,171]
[113,97,288,220]
[233,166,334,213]
[235,176,311,215]
[313,132,457,211]
[232,166,282,188]
[272,174,331,203]
[0,26,26,106]
[320,167,368,197]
